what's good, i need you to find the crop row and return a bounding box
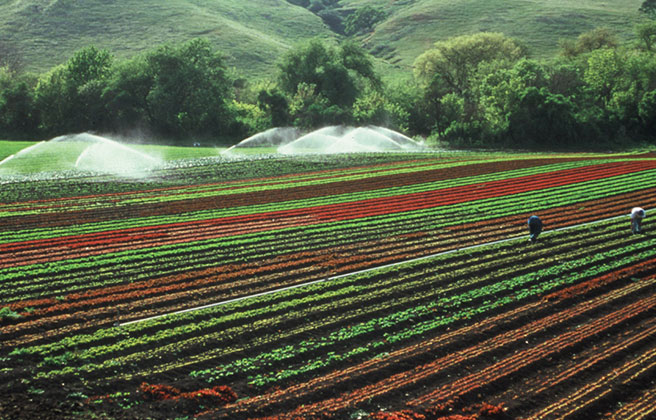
[4,159,656,276]
[7,218,652,392]
[3,183,654,344]
[0,157,636,246]
[2,172,655,350]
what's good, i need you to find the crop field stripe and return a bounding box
[5,182,656,326]
[407,294,656,406]
[7,179,644,304]
[605,384,656,420]
[0,158,555,217]
[4,153,656,419]
[5,162,656,270]
[116,210,637,326]
[0,157,598,211]
[0,157,457,207]
[531,338,656,419]
[227,279,655,417]
[21,220,654,384]
[0,158,641,242]
[9,217,640,378]
[218,276,656,418]
[1,208,632,330]
[293,290,656,417]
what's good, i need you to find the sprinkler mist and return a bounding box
[222,127,302,155]
[72,133,162,176]
[224,125,423,156]
[0,133,162,179]
[277,125,424,155]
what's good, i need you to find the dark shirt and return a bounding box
[528,215,542,232]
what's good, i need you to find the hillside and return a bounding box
[346,0,645,72]
[0,0,647,79]
[0,0,335,77]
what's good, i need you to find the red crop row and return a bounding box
[0,158,600,233]
[2,159,652,268]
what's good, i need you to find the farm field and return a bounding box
[1,149,656,419]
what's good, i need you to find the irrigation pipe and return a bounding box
[119,211,635,327]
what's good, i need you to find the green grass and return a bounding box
[0,141,36,161]
[0,0,646,80]
[340,0,646,75]
[0,140,224,174]
[0,0,334,78]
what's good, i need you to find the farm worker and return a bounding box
[527,215,543,243]
[631,207,646,234]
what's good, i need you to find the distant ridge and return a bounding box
[0,0,646,78]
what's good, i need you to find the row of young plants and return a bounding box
[0,152,443,203]
[2,159,652,356]
[10,218,651,386]
[3,167,656,318]
[262,278,656,420]
[5,159,656,264]
[407,291,656,407]
[4,163,655,295]
[192,225,656,391]
[192,220,654,414]
[227,275,654,420]
[0,156,463,216]
[0,157,629,243]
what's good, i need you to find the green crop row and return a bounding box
[19,218,646,382]
[2,165,655,302]
[0,158,622,243]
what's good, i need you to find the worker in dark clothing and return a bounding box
[528,215,543,243]
[631,207,646,234]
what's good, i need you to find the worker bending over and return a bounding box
[631,207,646,234]
[528,215,543,243]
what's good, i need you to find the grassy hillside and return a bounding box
[0,0,647,79]
[340,0,646,73]
[0,0,335,77]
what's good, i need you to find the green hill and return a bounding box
[0,0,647,79]
[345,0,646,72]
[0,0,335,77]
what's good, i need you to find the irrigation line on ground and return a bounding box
[118,211,636,327]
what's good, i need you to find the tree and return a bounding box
[102,56,154,131]
[507,87,577,148]
[277,39,379,111]
[288,82,348,128]
[636,21,656,51]
[144,39,235,140]
[639,90,656,131]
[559,27,619,58]
[257,87,291,126]
[344,6,387,36]
[352,88,408,129]
[640,0,656,19]
[477,59,548,138]
[0,68,38,137]
[66,46,114,131]
[583,48,624,105]
[318,9,344,33]
[414,32,526,98]
[34,46,114,134]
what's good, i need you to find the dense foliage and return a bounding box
[1,25,656,149]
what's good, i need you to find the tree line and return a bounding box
[1,23,656,149]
